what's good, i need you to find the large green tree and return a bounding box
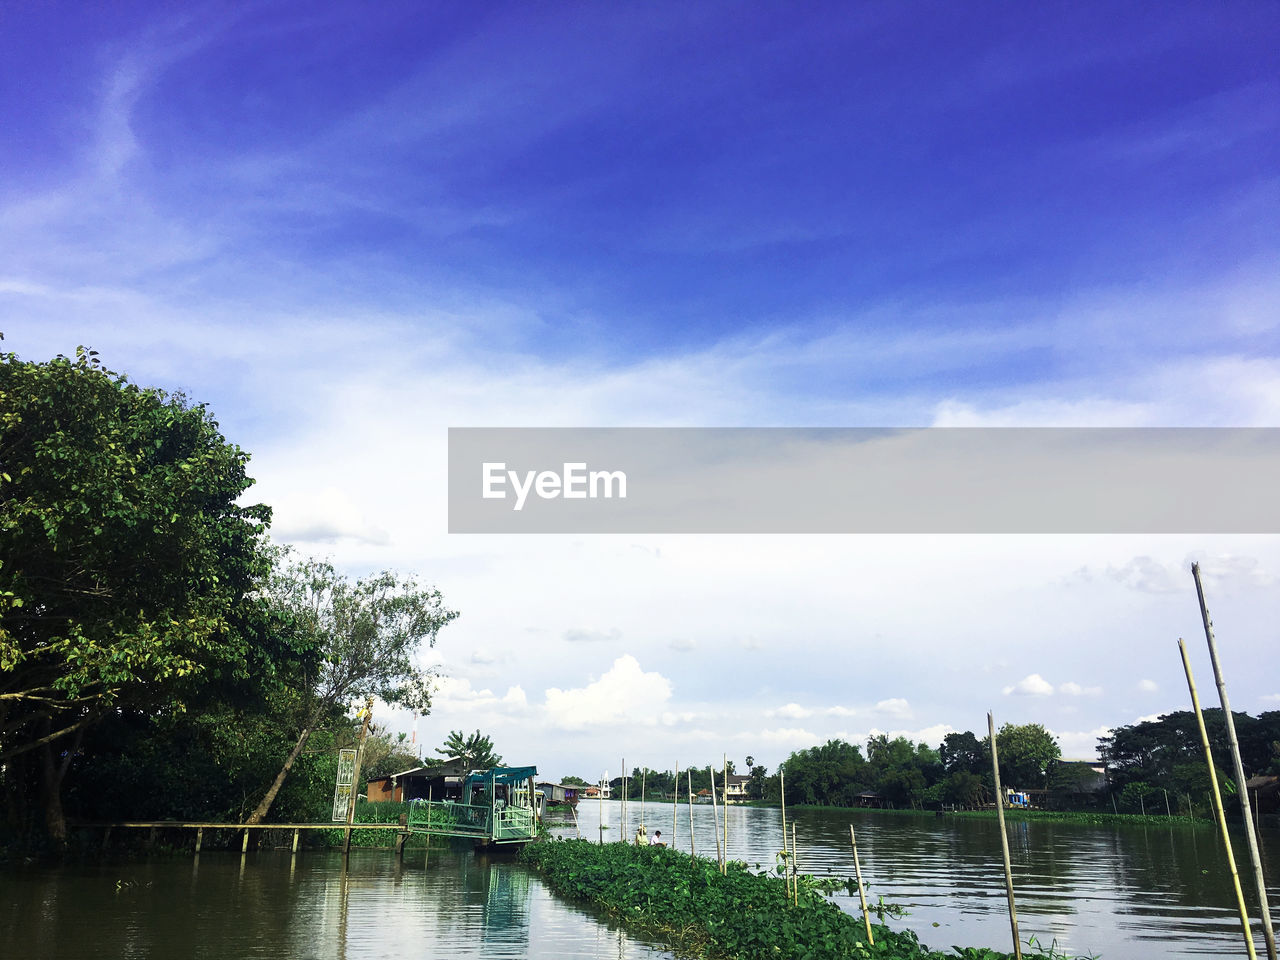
[0,348,272,840]
[996,722,1061,789]
[246,556,458,823]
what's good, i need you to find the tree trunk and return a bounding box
[39,740,67,845]
[246,705,325,824]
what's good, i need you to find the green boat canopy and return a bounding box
[463,765,538,792]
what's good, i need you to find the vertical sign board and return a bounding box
[331,748,358,822]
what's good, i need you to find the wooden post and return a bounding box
[1194,564,1277,960]
[344,696,374,856]
[242,828,250,853]
[1164,789,1172,818]
[791,822,798,905]
[292,828,300,854]
[709,765,723,872]
[641,767,647,837]
[599,769,605,845]
[621,758,627,843]
[673,762,679,850]
[780,766,790,901]
[195,827,203,854]
[687,769,695,857]
[850,824,874,945]
[723,754,729,866]
[988,712,1023,960]
[1180,638,1257,960]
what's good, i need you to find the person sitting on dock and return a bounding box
[649,830,665,847]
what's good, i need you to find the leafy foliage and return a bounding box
[247,555,458,822]
[437,728,502,769]
[521,838,1090,960]
[0,348,274,838]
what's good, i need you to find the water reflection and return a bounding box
[560,800,1279,959]
[0,847,671,960]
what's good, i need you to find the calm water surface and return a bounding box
[3,803,1277,959]
[0,844,671,960]
[567,799,1280,959]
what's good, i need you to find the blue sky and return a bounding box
[4,3,1280,778]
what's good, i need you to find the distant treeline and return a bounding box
[603,712,1280,815]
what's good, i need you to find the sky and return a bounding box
[3,1,1280,782]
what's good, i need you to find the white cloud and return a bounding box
[1003,673,1055,696]
[668,637,696,652]
[1138,679,1158,693]
[563,627,622,643]
[1058,681,1103,697]
[874,697,912,717]
[1261,693,1280,704]
[271,486,390,545]
[767,703,814,719]
[1053,726,1111,760]
[470,649,498,665]
[431,676,528,715]
[825,706,859,718]
[544,655,672,730]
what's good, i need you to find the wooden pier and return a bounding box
[74,818,419,856]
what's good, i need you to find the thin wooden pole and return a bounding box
[641,767,647,837]
[599,769,605,845]
[195,827,203,854]
[1194,563,1277,960]
[850,824,874,945]
[1180,638,1257,960]
[709,765,723,871]
[687,769,696,857]
[791,822,799,905]
[988,712,1023,960]
[723,754,729,866]
[1164,789,1172,818]
[673,762,679,849]
[622,758,627,842]
[780,767,790,901]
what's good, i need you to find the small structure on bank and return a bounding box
[367,756,471,802]
[407,765,540,848]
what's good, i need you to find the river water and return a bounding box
[3,802,1277,959]
[567,799,1280,958]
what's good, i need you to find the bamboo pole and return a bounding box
[780,766,790,901]
[687,769,695,857]
[792,822,799,905]
[673,762,679,848]
[723,754,729,866]
[1194,563,1277,960]
[622,758,627,843]
[1180,638,1257,960]
[988,712,1023,960]
[641,767,647,837]
[850,824,875,945]
[709,765,723,872]
[599,769,605,845]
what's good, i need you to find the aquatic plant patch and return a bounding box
[520,839,1091,960]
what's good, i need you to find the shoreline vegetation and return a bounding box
[520,838,1094,960]
[739,803,1212,827]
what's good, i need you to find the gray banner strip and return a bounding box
[448,428,1280,533]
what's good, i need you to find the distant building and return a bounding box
[536,781,580,805]
[367,756,471,802]
[723,774,751,803]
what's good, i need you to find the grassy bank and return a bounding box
[521,838,1091,960]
